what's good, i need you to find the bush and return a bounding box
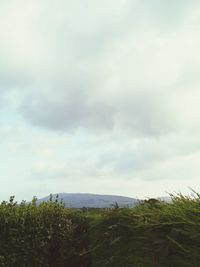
[0,193,200,266]
[0,196,90,267]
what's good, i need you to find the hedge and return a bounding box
[0,193,200,266]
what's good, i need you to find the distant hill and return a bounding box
[36,193,139,208]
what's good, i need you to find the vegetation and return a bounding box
[0,192,200,266]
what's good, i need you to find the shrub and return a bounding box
[0,193,200,266]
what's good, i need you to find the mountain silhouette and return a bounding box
[36,193,139,208]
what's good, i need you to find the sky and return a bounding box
[1,0,200,201]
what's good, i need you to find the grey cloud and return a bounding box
[113,90,175,136]
[20,88,115,131]
[96,131,200,177]
[140,0,193,21]
[19,86,176,136]
[97,138,166,174]
[1,0,200,137]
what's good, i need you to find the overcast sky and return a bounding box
[1,0,200,201]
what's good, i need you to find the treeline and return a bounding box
[0,193,200,266]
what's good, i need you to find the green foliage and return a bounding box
[89,193,200,267]
[0,193,200,266]
[0,196,90,267]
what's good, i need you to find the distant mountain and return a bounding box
[36,193,139,208]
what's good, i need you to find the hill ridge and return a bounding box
[36,192,139,208]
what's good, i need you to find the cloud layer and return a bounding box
[1,0,200,200]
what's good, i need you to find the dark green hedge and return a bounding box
[0,196,90,267]
[0,194,200,266]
